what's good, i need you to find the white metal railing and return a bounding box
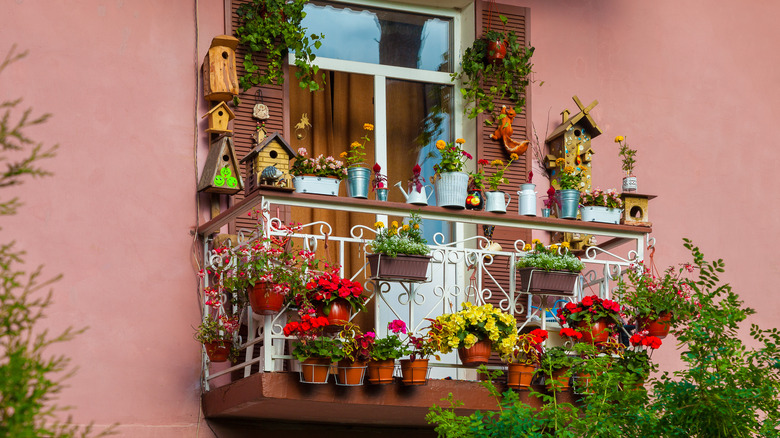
[198,193,652,390]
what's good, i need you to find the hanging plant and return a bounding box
[451,15,534,123]
[236,0,325,92]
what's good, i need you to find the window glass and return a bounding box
[303,1,452,72]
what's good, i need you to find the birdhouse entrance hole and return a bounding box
[269,150,278,159]
[222,51,229,59]
[218,110,224,117]
[574,129,581,137]
[630,206,643,219]
[222,155,230,162]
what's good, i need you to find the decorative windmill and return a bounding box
[545,96,602,193]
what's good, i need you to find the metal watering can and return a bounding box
[395,181,434,206]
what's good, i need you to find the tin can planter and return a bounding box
[204,340,231,362]
[541,208,551,217]
[517,183,536,216]
[367,253,431,281]
[346,167,370,198]
[458,339,492,366]
[622,175,638,192]
[300,357,331,384]
[640,312,672,339]
[434,171,469,209]
[486,191,511,213]
[580,206,622,224]
[336,360,367,386]
[516,268,578,296]
[578,318,612,343]
[400,358,429,386]
[506,363,535,389]
[293,175,341,196]
[247,282,285,315]
[375,187,388,201]
[367,359,395,385]
[556,189,580,219]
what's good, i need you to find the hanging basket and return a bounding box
[316,298,352,326]
[640,312,672,339]
[247,282,286,314]
[204,340,231,362]
[366,254,431,281]
[517,268,578,296]
[458,339,492,366]
[578,317,612,344]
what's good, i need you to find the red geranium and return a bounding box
[296,268,367,315]
[557,295,622,335]
[630,331,663,350]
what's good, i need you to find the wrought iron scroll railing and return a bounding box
[198,193,653,390]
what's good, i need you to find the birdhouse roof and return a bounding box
[546,96,603,143]
[210,35,239,50]
[240,132,297,163]
[202,101,235,120]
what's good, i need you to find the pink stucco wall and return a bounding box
[1,0,778,435]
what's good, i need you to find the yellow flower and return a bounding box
[532,239,541,244]
[550,244,559,251]
[615,135,624,143]
[436,140,446,150]
[564,166,575,174]
[391,221,399,228]
[374,221,384,228]
[464,334,478,348]
[561,241,570,249]
[491,159,504,167]
[556,157,565,164]
[364,123,374,131]
[413,224,420,229]
[351,141,362,149]
[523,243,532,251]
[402,224,410,231]
[510,153,519,161]
[339,151,348,158]
[455,138,466,144]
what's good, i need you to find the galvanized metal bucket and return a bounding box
[346,167,371,198]
[557,189,580,219]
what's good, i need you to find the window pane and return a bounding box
[303,1,452,72]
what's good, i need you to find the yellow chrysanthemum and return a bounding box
[351,141,361,149]
[614,135,624,143]
[402,224,410,231]
[550,244,559,251]
[391,221,399,228]
[436,140,446,150]
[464,333,478,349]
[364,123,374,131]
[491,159,504,167]
[556,157,565,164]
[374,221,384,228]
[510,153,519,161]
[561,241,570,249]
[413,224,420,229]
[564,166,575,174]
[339,151,348,158]
[532,239,541,244]
[523,243,532,251]
[455,138,466,144]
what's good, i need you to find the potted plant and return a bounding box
[340,123,373,199]
[618,261,699,339]
[371,162,388,201]
[195,313,239,363]
[536,346,577,391]
[426,302,518,367]
[515,240,584,295]
[432,138,473,208]
[396,163,433,206]
[283,313,344,383]
[556,295,622,344]
[541,185,556,217]
[334,323,375,386]
[615,135,638,192]
[235,0,325,92]
[553,157,585,219]
[451,15,535,122]
[580,187,623,224]
[289,147,347,196]
[295,268,367,325]
[503,328,547,388]
[367,320,411,384]
[367,212,431,281]
[399,327,439,386]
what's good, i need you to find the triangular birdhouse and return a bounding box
[198,136,244,194]
[240,132,296,195]
[202,101,235,135]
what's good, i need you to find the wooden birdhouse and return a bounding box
[202,101,235,135]
[240,132,296,195]
[620,193,656,226]
[198,136,244,195]
[202,35,239,102]
[545,96,603,193]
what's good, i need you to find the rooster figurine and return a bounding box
[490,105,530,156]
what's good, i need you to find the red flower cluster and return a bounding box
[560,327,583,339]
[283,313,330,337]
[529,328,549,345]
[305,272,363,302]
[557,295,621,327]
[630,332,663,349]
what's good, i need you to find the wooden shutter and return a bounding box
[228,0,291,234]
[474,1,532,317]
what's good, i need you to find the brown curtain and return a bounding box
[289,69,376,328]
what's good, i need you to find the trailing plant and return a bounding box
[617,260,699,323]
[235,0,325,91]
[338,323,375,363]
[451,15,535,122]
[516,240,584,273]
[194,314,239,344]
[369,212,429,257]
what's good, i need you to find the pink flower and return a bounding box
[388,319,407,334]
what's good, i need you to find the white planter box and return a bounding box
[293,176,341,196]
[580,206,622,224]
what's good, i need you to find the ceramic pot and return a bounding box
[204,340,231,362]
[317,298,351,326]
[336,360,367,385]
[640,312,672,339]
[547,367,571,390]
[486,191,511,213]
[301,357,331,384]
[506,363,535,389]
[466,189,484,210]
[458,339,492,366]
[487,39,507,63]
[578,318,611,344]
[367,359,395,385]
[400,358,429,385]
[247,282,285,315]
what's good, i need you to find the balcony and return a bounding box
[196,189,652,428]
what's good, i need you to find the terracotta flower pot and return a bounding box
[336,360,367,385]
[400,358,429,386]
[300,357,331,384]
[579,318,611,344]
[317,298,351,326]
[248,282,286,315]
[458,339,492,366]
[204,340,231,362]
[487,39,507,63]
[506,363,535,389]
[641,313,672,339]
[367,359,395,385]
[547,367,571,391]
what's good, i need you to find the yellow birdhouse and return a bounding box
[240,132,296,195]
[198,136,244,195]
[620,193,656,226]
[545,96,602,193]
[202,35,239,102]
[202,101,235,135]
